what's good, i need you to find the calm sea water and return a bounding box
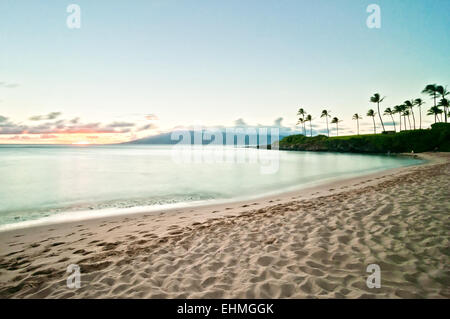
[0,145,421,229]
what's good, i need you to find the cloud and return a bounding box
[145,114,158,121]
[0,82,19,88]
[0,115,134,135]
[40,134,58,139]
[0,125,28,134]
[0,116,28,134]
[29,112,62,121]
[8,135,31,140]
[47,112,61,120]
[106,122,135,128]
[234,118,247,126]
[26,123,53,134]
[137,123,157,131]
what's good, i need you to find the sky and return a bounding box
[1,0,449,144]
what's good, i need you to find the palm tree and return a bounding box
[320,110,331,137]
[331,117,341,136]
[370,93,385,132]
[436,86,449,122]
[422,84,439,109]
[297,118,305,135]
[393,105,405,131]
[427,106,443,123]
[403,109,411,130]
[366,109,377,134]
[384,107,396,132]
[414,98,425,129]
[437,99,449,123]
[305,114,313,137]
[297,108,307,134]
[404,100,416,130]
[352,113,362,135]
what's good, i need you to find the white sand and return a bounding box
[0,152,449,298]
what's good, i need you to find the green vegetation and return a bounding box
[279,123,450,153]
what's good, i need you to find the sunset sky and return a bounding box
[1,0,449,144]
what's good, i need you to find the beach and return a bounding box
[0,152,449,298]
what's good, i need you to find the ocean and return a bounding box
[0,144,421,230]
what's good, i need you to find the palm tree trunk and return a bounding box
[357,120,359,135]
[419,107,422,129]
[411,108,416,130]
[377,102,385,132]
[399,114,402,131]
[390,115,396,132]
[372,117,376,134]
[326,118,329,137]
[445,106,448,123]
[303,117,306,135]
[404,116,406,130]
[407,115,411,130]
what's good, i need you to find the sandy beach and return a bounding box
[0,152,449,298]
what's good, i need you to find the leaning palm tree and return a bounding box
[366,109,377,134]
[404,100,416,130]
[427,106,443,123]
[414,98,425,129]
[384,107,396,132]
[305,114,313,137]
[320,110,331,137]
[352,113,362,135]
[370,93,385,132]
[393,104,405,131]
[437,98,449,123]
[297,108,307,134]
[331,117,341,136]
[436,86,449,122]
[422,84,439,108]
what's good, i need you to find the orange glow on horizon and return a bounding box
[0,133,135,145]
[72,141,91,145]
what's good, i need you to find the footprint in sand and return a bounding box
[107,226,121,232]
[49,242,65,247]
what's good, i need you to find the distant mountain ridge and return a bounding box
[125,129,295,146]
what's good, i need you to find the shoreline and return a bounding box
[0,152,426,234]
[0,152,448,298]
